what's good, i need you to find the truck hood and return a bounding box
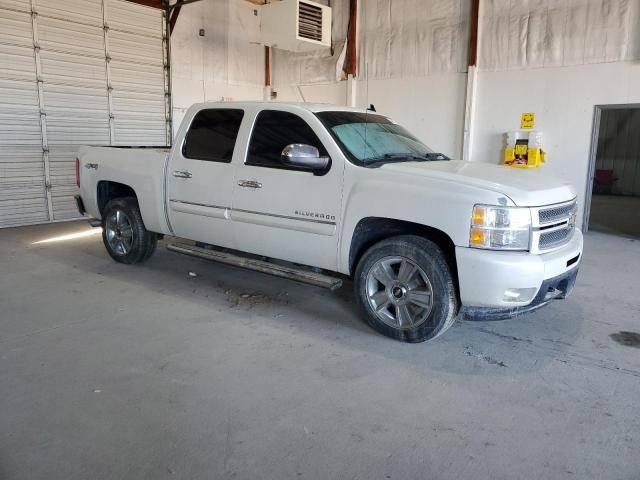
[381,160,576,206]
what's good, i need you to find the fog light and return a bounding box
[503,287,537,303]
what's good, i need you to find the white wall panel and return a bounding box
[0,0,168,227]
[112,118,167,146]
[43,85,110,145]
[0,8,32,46]
[0,44,34,81]
[107,0,163,37]
[37,15,104,58]
[355,73,467,160]
[358,0,470,79]
[0,4,49,227]
[107,5,168,146]
[227,2,262,85]
[36,1,110,224]
[170,0,264,131]
[108,29,164,66]
[110,60,165,92]
[39,50,107,87]
[35,0,103,26]
[0,0,30,13]
[480,0,640,71]
[0,113,46,228]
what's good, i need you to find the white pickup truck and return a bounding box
[75,101,582,343]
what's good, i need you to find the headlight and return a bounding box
[469,205,531,250]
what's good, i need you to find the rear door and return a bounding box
[167,108,244,248]
[231,108,344,271]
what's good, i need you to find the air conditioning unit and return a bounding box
[259,0,332,52]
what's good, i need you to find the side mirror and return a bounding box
[281,144,330,172]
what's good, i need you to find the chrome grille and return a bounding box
[538,202,576,225]
[539,227,574,250]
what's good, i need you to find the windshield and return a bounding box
[316,111,448,166]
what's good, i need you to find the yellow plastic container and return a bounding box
[503,131,546,168]
[504,146,546,168]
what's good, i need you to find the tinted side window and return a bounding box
[247,110,328,169]
[182,109,244,162]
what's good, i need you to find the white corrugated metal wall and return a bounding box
[0,0,169,228]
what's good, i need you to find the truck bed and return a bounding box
[77,145,172,235]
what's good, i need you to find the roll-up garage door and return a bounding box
[0,0,169,228]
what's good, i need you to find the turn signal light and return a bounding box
[470,228,486,246]
[471,208,485,226]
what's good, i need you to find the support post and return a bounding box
[346,74,357,108]
[462,0,480,161]
[343,0,357,77]
[264,45,273,101]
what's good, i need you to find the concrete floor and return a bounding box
[589,194,640,239]
[1,221,639,480]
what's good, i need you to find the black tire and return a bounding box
[354,235,458,343]
[102,197,157,265]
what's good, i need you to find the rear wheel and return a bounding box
[354,235,458,343]
[102,197,157,264]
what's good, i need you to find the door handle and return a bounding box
[172,170,192,179]
[238,179,262,189]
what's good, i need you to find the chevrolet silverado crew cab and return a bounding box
[75,102,582,343]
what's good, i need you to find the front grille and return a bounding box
[539,227,574,250]
[538,202,576,225]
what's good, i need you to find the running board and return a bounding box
[167,242,343,291]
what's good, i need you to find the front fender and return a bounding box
[337,171,513,274]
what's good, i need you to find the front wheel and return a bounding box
[102,197,157,264]
[354,235,458,343]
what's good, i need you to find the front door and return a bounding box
[167,108,245,248]
[232,108,344,271]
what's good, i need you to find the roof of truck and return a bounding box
[187,101,372,114]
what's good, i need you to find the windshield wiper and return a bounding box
[366,152,449,167]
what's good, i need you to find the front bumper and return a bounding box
[455,229,583,315]
[459,266,579,320]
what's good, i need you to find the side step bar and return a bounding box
[167,242,343,291]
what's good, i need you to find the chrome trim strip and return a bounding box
[169,199,228,210]
[169,200,336,226]
[530,198,577,228]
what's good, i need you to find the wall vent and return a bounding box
[298,1,323,42]
[258,0,331,52]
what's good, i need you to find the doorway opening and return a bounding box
[585,105,640,239]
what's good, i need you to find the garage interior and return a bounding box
[1,0,639,479]
[588,106,640,239]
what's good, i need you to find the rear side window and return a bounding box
[247,110,328,169]
[182,109,244,162]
